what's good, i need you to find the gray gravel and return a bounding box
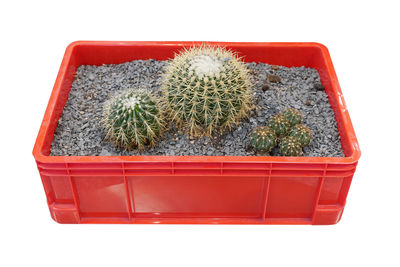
[50,59,344,157]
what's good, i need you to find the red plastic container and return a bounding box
[33,41,360,224]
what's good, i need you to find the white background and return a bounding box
[1,1,399,266]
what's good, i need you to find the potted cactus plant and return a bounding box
[33,41,360,225]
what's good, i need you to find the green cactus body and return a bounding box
[279,136,303,156]
[267,114,291,137]
[289,124,313,146]
[250,126,277,152]
[103,89,163,150]
[162,46,252,137]
[282,108,303,126]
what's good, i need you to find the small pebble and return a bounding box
[262,83,270,91]
[314,82,325,91]
[267,74,282,83]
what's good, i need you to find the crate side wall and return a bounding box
[39,161,356,224]
[41,50,80,156]
[309,48,353,157]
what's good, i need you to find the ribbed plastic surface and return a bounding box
[33,41,360,224]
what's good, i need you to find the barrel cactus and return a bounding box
[282,108,302,127]
[267,114,291,137]
[279,136,303,156]
[289,124,313,146]
[250,126,277,153]
[162,46,252,137]
[103,89,164,150]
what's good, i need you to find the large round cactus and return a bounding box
[103,89,164,150]
[162,46,252,136]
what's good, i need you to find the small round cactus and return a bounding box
[289,124,313,146]
[282,108,302,126]
[267,114,291,137]
[279,136,303,156]
[103,89,163,150]
[250,126,277,152]
[162,46,252,137]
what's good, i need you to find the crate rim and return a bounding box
[33,41,361,165]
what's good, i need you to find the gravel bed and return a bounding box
[50,59,344,157]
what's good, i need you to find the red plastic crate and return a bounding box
[33,41,361,224]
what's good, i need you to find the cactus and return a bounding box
[267,114,291,137]
[279,136,303,156]
[103,89,163,150]
[282,108,302,127]
[289,124,313,146]
[250,126,277,152]
[162,46,252,137]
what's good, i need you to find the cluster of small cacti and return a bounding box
[103,89,164,150]
[250,108,313,156]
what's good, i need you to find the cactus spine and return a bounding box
[162,46,252,137]
[103,89,163,150]
[250,126,277,152]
